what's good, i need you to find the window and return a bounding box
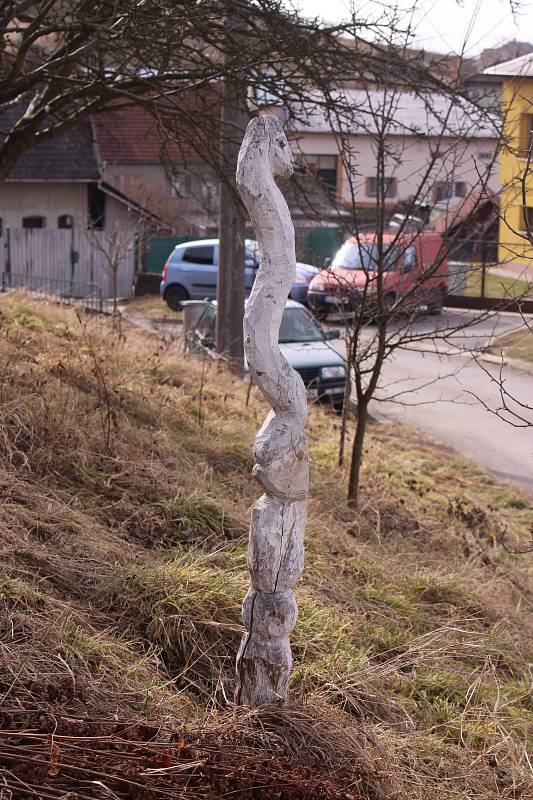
[278,308,323,344]
[182,245,214,265]
[520,114,533,154]
[22,215,46,229]
[297,154,337,189]
[366,176,397,198]
[169,174,193,198]
[479,151,493,162]
[402,245,417,272]
[87,183,106,229]
[523,206,533,232]
[58,214,73,229]
[434,181,466,202]
[332,241,398,272]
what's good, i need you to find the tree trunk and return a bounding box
[347,400,369,508]
[215,13,248,372]
[112,265,118,316]
[337,358,352,467]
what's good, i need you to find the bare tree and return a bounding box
[215,10,248,370]
[1,1,470,371]
[292,11,511,506]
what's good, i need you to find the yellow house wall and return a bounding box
[499,77,533,266]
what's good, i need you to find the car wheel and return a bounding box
[165,284,189,311]
[383,292,397,314]
[371,292,396,324]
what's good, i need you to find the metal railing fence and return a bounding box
[1,272,106,313]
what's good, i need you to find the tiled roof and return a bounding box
[1,104,100,181]
[289,89,497,139]
[290,90,498,139]
[91,95,218,164]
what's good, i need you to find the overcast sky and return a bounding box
[294,1,533,56]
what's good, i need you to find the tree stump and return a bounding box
[235,115,308,707]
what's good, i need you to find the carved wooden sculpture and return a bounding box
[235,115,308,706]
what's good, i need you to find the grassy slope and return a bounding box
[0,294,532,799]
[489,326,533,365]
[120,293,183,321]
[465,270,532,299]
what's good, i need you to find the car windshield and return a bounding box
[279,308,324,344]
[331,241,398,271]
[195,305,323,346]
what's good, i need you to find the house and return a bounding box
[462,41,533,111]
[486,54,533,267]
[90,101,220,237]
[85,85,501,243]
[0,106,168,296]
[0,106,165,232]
[485,53,533,269]
[284,89,499,222]
[0,105,164,235]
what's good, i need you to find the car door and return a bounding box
[182,244,217,299]
[398,242,417,299]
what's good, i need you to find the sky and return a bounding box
[295,0,533,56]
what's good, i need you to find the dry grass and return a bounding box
[0,292,532,799]
[120,292,182,321]
[466,270,533,299]
[489,326,533,365]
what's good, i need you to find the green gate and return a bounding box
[295,227,343,267]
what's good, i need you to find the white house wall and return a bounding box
[291,132,499,205]
[0,181,142,234]
[0,182,90,230]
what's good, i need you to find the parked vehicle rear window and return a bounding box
[182,246,214,265]
[332,241,397,272]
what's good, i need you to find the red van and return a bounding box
[307,231,448,319]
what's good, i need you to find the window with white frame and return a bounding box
[169,173,193,198]
[296,154,337,189]
[366,176,397,198]
[434,181,466,203]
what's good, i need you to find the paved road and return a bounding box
[329,310,533,495]
[137,303,533,496]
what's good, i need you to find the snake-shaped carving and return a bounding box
[235,115,308,706]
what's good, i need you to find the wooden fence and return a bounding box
[1,228,136,298]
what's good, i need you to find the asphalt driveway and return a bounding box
[329,309,533,495]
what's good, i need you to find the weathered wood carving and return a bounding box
[235,115,308,706]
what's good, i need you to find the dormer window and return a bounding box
[58,214,74,229]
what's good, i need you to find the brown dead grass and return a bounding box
[0,292,532,799]
[489,325,533,365]
[120,292,183,322]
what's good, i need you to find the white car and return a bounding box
[194,299,346,408]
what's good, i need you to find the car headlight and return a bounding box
[320,365,345,380]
